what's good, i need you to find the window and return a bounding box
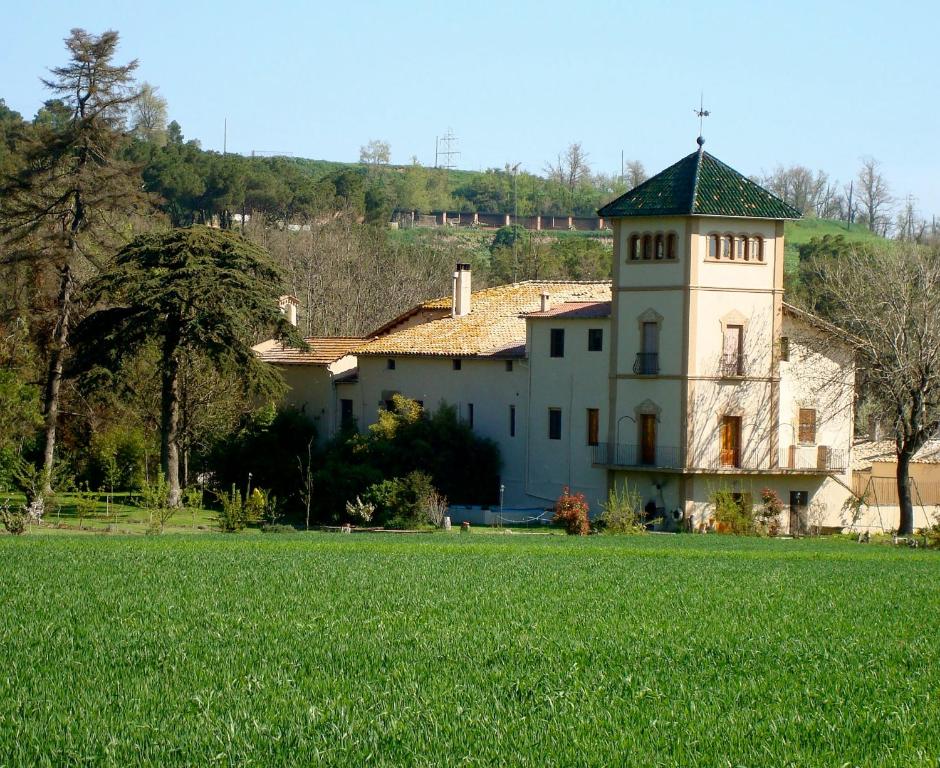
[748,237,763,262]
[505,360,513,372]
[721,324,744,376]
[384,399,395,412]
[629,234,641,260]
[634,321,659,375]
[708,235,718,260]
[780,336,790,362]
[720,236,732,260]
[340,398,354,428]
[587,408,599,446]
[639,414,656,465]
[387,358,396,370]
[666,233,677,260]
[798,408,817,444]
[548,408,562,440]
[654,234,664,260]
[720,416,742,467]
[642,235,652,260]
[550,328,565,358]
[733,237,746,260]
[509,405,516,437]
[467,403,474,429]
[453,358,462,370]
[588,328,603,352]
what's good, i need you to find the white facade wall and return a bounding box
[355,355,531,505]
[277,354,357,445]
[525,317,610,513]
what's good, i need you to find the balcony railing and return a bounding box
[593,443,681,469]
[781,445,847,472]
[719,353,746,377]
[594,443,848,473]
[633,352,660,375]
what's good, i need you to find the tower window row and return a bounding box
[628,232,678,261]
[707,234,764,262]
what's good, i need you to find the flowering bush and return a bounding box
[553,486,590,535]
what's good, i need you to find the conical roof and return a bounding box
[598,148,802,220]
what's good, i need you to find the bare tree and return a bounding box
[545,142,591,191]
[359,139,390,165]
[857,157,892,236]
[806,244,940,534]
[624,160,647,189]
[131,82,168,145]
[761,166,828,216]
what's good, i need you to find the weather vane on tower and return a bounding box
[693,93,710,147]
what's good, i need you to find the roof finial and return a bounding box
[693,91,710,150]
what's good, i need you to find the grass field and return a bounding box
[784,218,884,273]
[1,533,938,766]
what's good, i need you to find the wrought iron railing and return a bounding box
[781,445,847,472]
[633,352,659,375]
[719,353,746,377]
[592,443,681,469]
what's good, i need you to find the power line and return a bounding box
[435,128,460,170]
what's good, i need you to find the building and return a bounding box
[257,142,857,531]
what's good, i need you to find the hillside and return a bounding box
[784,218,884,272]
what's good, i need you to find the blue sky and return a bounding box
[4,0,938,216]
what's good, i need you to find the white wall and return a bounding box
[526,317,610,513]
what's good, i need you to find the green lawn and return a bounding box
[1,533,937,766]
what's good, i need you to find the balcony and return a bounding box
[633,352,660,375]
[781,445,847,473]
[719,353,746,377]
[592,443,681,469]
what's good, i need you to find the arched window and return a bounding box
[629,234,640,260]
[748,237,763,262]
[734,236,746,260]
[642,234,652,260]
[666,233,677,260]
[708,235,718,259]
[720,236,732,260]
[654,234,664,260]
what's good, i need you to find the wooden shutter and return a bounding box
[799,408,816,443]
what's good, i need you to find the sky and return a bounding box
[4,0,939,217]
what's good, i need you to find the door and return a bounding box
[719,416,741,467]
[640,414,656,465]
[789,491,808,535]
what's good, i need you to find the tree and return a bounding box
[623,160,647,189]
[857,157,892,235]
[71,226,303,506]
[804,244,940,534]
[359,139,390,165]
[0,28,148,496]
[131,82,168,146]
[545,142,591,191]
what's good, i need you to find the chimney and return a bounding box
[540,292,550,312]
[278,295,299,327]
[454,263,471,317]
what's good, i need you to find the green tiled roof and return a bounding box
[598,148,802,220]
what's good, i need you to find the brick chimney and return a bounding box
[540,292,550,312]
[453,263,471,317]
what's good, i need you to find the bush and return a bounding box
[554,486,589,535]
[213,485,263,533]
[711,488,754,535]
[362,471,436,529]
[755,488,784,536]
[599,482,646,534]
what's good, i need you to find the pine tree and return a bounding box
[0,29,150,495]
[72,226,304,506]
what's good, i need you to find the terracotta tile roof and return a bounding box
[356,281,612,357]
[852,439,940,471]
[253,337,363,365]
[526,301,612,319]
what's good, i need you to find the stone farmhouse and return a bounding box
[257,142,860,532]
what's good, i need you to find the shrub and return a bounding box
[362,471,436,529]
[755,488,784,536]
[554,486,589,535]
[0,497,43,535]
[141,473,174,533]
[711,488,754,535]
[214,485,246,533]
[599,482,645,534]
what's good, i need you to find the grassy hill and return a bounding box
[784,219,884,272]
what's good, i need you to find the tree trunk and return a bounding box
[896,450,915,536]
[40,264,74,497]
[160,328,182,507]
